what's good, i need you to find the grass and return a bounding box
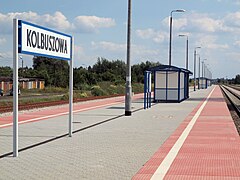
[0,82,145,106]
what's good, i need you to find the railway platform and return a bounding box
[133,85,240,179]
[0,85,239,179]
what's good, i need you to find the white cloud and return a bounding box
[234,40,240,47]
[232,0,240,5]
[91,41,161,64]
[0,11,115,34]
[74,16,115,33]
[41,11,72,31]
[0,11,72,33]
[92,41,126,52]
[0,51,13,67]
[226,52,240,63]
[136,29,156,39]
[197,35,229,49]
[136,29,166,43]
[74,45,95,66]
[0,38,6,45]
[161,12,233,33]
[162,17,187,31]
[223,12,240,32]
[189,14,224,32]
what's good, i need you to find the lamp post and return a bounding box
[179,34,189,69]
[202,59,207,78]
[125,0,132,116]
[194,47,201,91]
[198,54,201,89]
[205,64,210,79]
[169,9,186,66]
[19,56,23,77]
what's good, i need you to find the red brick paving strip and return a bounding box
[132,86,240,179]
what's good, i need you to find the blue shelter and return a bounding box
[198,77,212,89]
[149,65,192,103]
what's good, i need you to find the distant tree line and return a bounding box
[0,57,161,89]
[216,74,240,84]
[2,57,239,88]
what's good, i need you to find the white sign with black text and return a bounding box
[19,21,72,60]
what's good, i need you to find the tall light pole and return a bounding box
[202,59,207,78]
[205,64,210,79]
[179,34,189,69]
[198,54,201,89]
[19,56,23,77]
[169,9,186,66]
[194,47,201,91]
[125,0,132,116]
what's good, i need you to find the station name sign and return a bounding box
[18,20,72,60]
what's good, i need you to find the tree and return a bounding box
[0,66,12,77]
[235,74,240,84]
[132,61,161,83]
[33,56,69,87]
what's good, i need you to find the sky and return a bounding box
[0,0,240,79]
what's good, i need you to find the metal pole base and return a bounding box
[125,111,132,116]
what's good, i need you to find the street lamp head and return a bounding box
[179,34,188,39]
[195,46,201,50]
[176,9,186,12]
[169,9,186,66]
[171,9,186,16]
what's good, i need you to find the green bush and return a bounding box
[91,85,107,96]
[61,93,69,100]
[106,84,117,95]
[78,92,88,98]
[114,79,125,85]
[132,83,144,93]
[61,91,89,100]
[115,84,125,94]
[75,83,91,91]
[43,87,68,93]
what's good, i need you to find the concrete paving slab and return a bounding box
[0,87,213,179]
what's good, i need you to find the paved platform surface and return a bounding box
[133,86,240,179]
[1,85,236,179]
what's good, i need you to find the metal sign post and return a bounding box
[13,19,19,157]
[69,38,74,137]
[144,71,152,109]
[13,19,73,157]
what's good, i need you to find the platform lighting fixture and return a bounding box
[125,0,132,116]
[194,47,201,91]
[169,9,186,66]
[198,54,201,89]
[178,34,189,70]
[202,59,207,78]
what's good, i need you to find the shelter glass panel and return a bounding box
[167,89,178,100]
[155,89,166,100]
[180,88,184,100]
[167,72,178,88]
[155,72,166,88]
[180,72,184,89]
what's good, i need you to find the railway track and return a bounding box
[220,85,240,117]
[0,94,124,113]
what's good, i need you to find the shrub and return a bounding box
[91,85,107,96]
[79,92,88,98]
[75,83,91,91]
[132,83,144,93]
[106,84,117,95]
[116,84,125,94]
